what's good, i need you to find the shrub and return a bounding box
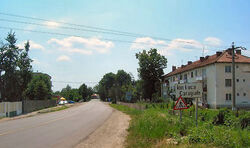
[239,112,250,129]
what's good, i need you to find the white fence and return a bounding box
[0,102,22,117]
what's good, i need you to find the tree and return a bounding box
[17,41,33,98]
[98,72,116,100]
[0,31,33,101]
[79,83,88,101]
[116,70,131,86]
[24,73,52,100]
[136,48,167,101]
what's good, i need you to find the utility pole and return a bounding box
[231,42,236,111]
[228,42,247,111]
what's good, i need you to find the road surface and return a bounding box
[0,100,113,148]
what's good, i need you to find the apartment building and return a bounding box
[162,49,250,108]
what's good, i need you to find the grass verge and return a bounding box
[110,104,250,148]
[38,105,69,114]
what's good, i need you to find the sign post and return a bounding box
[174,96,188,122]
[175,82,203,127]
[195,98,198,127]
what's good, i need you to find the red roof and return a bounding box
[165,50,250,77]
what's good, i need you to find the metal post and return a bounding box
[195,98,198,127]
[180,110,182,122]
[232,42,236,111]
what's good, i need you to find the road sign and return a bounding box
[174,96,188,110]
[176,82,202,98]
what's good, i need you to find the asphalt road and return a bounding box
[0,100,113,148]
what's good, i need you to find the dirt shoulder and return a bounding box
[75,106,131,148]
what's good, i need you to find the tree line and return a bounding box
[96,48,167,103]
[0,31,52,102]
[53,84,94,102]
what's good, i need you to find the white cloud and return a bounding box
[44,21,60,28]
[56,55,71,62]
[48,36,114,55]
[18,40,45,50]
[130,37,203,56]
[167,38,202,52]
[204,37,222,47]
[32,58,41,65]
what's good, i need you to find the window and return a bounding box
[244,93,246,96]
[225,79,232,87]
[226,93,232,101]
[237,93,239,96]
[225,66,231,73]
[184,74,187,80]
[180,75,182,80]
[237,79,239,82]
[195,70,198,77]
[243,79,245,82]
[202,69,206,78]
[191,72,193,78]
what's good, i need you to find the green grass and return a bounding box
[38,105,69,114]
[110,103,250,148]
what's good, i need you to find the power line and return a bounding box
[0,26,229,53]
[0,12,227,46]
[0,12,233,49]
[0,18,140,38]
[0,12,152,38]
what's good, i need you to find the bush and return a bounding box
[239,112,250,129]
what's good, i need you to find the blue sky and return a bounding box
[1,0,250,91]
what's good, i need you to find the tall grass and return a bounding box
[110,104,250,148]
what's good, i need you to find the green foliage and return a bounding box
[97,70,133,101]
[79,83,88,101]
[136,48,167,101]
[25,73,52,100]
[59,84,91,102]
[0,31,33,101]
[239,111,250,129]
[111,104,250,148]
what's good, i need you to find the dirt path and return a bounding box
[75,108,130,148]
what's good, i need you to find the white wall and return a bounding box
[205,64,217,107]
[216,63,250,108]
[0,102,22,117]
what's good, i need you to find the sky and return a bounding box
[0,0,250,91]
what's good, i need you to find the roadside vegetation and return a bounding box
[38,105,69,114]
[97,49,167,103]
[53,83,94,102]
[110,103,250,148]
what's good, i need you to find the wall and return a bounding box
[216,63,250,108]
[0,102,22,117]
[205,64,217,108]
[22,100,57,114]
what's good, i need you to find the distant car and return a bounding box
[68,100,75,104]
[58,100,68,105]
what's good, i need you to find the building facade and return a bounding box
[162,50,250,109]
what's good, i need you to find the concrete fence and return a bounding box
[0,100,57,117]
[0,102,22,117]
[22,100,57,114]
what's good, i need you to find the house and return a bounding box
[162,49,250,109]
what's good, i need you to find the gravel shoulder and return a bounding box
[75,105,131,148]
